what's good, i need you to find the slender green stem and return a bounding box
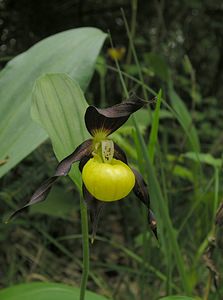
[108,33,129,99]
[126,0,137,66]
[121,8,148,103]
[125,0,137,89]
[79,195,90,300]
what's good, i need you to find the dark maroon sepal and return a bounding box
[6,177,57,221]
[216,202,223,226]
[131,167,158,239]
[132,168,150,208]
[149,209,158,240]
[83,184,105,243]
[85,97,147,136]
[7,139,93,222]
[79,155,92,172]
[55,139,93,176]
[114,142,127,163]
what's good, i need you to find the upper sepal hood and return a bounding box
[85,97,147,136]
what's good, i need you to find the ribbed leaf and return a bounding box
[0,27,106,178]
[0,282,108,300]
[31,73,90,189]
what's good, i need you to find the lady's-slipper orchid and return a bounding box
[9,98,157,240]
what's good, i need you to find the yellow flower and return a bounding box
[107,47,126,61]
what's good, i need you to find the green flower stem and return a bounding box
[79,195,90,300]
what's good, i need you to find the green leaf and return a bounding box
[0,27,106,178]
[126,109,151,129]
[148,89,162,163]
[30,186,78,218]
[182,152,222,168]
[159,296,197,300]
[144,52,170,82]
[31,73,89,189]
[172,165,194,182]
[168,84,200,153]
[95,56,107,77]
[133,121,191,293]
[0,282,108,300]
[158,109,173,120]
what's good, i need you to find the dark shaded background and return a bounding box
[1,0,223,98]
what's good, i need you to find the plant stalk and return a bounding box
[79,195,90,300]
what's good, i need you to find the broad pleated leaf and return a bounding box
[0,27,106,178]
[0,282,108,300]
[31,73,90,190]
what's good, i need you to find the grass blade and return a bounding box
[148,90,162,163]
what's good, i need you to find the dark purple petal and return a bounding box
[132,168,150,208]
[7,139,93,221]
[7,177,57,221]
[55,139,93,176]
[132,167,158,239]
[83,184,105,243]
[79,155,92,172]
[148,209,158,240]
[216,202,223,226]
[85,97,147,136]
[114,142,127,163]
